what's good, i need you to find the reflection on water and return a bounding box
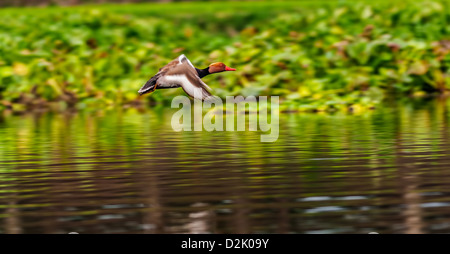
[1,98,450,234]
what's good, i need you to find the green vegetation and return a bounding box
[0,0,449,112]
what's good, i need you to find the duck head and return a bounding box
[208,62,236,73]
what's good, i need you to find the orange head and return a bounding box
[208,62,236,73]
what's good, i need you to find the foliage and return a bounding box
[0,0,449,112]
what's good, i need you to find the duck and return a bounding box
[138,54,236,100]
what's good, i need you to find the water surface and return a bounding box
[1,99,450,234]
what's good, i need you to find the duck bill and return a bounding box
[225,66,236,71]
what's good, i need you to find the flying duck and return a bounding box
[138,54,236,100]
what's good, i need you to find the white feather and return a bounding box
[178,54,184,64]
[178,54,195,69]
[162,74,208,100]
[138,85,153,94]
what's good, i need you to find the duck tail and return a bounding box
[138,76,158,95]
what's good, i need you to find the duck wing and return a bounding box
[138,57,180,95]
[161,55,213,100]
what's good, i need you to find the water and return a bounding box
[1,99,450,234]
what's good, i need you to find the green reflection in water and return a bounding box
[0,98,450,233]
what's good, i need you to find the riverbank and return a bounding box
[0,0,449,112]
